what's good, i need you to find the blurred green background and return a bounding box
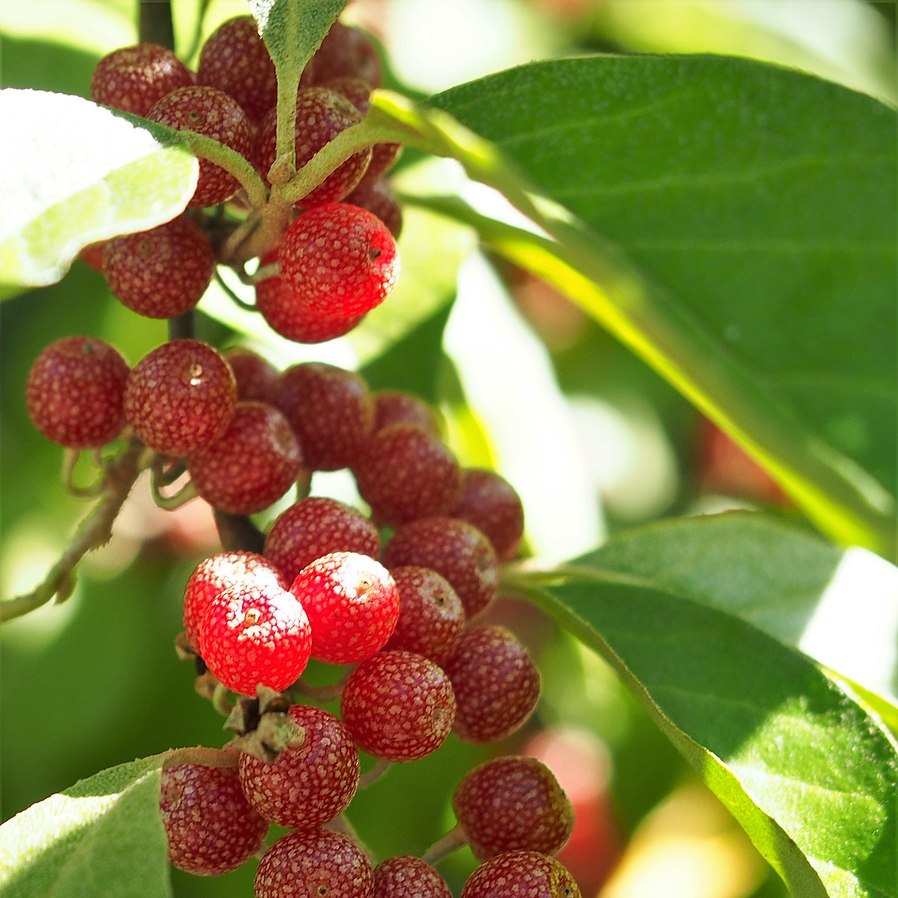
[2,1,894,895]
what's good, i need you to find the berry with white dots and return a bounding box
[373,856,452,898]
[461,851,581,898]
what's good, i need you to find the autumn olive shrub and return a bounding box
[0,2,896,898]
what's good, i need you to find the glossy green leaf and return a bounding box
[0,90,197,292]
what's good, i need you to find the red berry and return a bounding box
[239,704,359,828]
[274,362,374,471]
[255,829,373,898]
[290,552,399,664]
[383,517,499,619]
[449,468,525,562]
[197,15,277,124]
[312,22,382,87]
[461,851,581,898]
[373,856,452,898]
[346,179,403,239]
[340,650,456,761]
[197,575,311,695]
[383,566,465,664]
[160,761,268,876]
[223,347,279,404]
[277,203,398,320]
[79,242,106,273]
[103,215,215,319]
[26,336,129,448]
[183,550,285,649]
[353,423,461,526]
[91,43,194,116]
[322,75,373,113]
[443,625,540,743]
[148,85,253,207]
[264,496,380,582]
[453,756,574,859]
[187,401,303,514]
[124,339,236,456]
[372,391,440,436]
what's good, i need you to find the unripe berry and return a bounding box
[461,851,581,898]
[290,552,399,664]
[239,704,359,828]
[264,496,380,582]
[341,650,456,761]
[373,856,452,898]
[449,468,525,562]
[277,204,398,320]
[223,347,279,404]
[160,762,268,876]
[26,336,129,448]
[453,756,574,859]
[443,625,540,743]
[91,43,194,117]
[312,22,382,86]
[124,339,236,456]
[103,215,215,319]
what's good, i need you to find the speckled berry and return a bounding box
[264,497,380,582]
[443,625,540,744]
[373,856,452,898]
[346,179,403,238]
[290,552,399,664]
[353,424,461,526]
[454,756,574,859]
[383,517,499,619]
[372,391,440,436]
[187,401,303,514]
[274,362,374,471]
[160,762,268,876]
[383,566,465,664]
[238,704,359,828]
[197,572,311,695]
[340,650,456,761]
[223,347,279,404]
[26,336,129,448]
[91,43,194,116]
[148,85,253,207]
[312,22,382,86]
[255,829,374,898]
[103,215,215,319]
[449,468,525,562]
[276,203,398,321]
[124,339,236,456]
[461,851,581,898]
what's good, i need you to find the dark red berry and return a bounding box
[443,625,540,743]
[26,336,129,448]
[322,75,373,113]
[346,179,403,238]
[103,215,215,319]
[340,650,456,761]
[312,22,382,87]
[148,85,253,207]
[264,496,380,582]
[372,391,440,436]
[373,856,452,898]
[274,362,374,471]
[461,851,581,898]
[91,43,194,116]
[290,552,399,664]
[160,761,268,876]
[383,517,499,619]
[223,347,279,404]
[124,339,236,456]
[453,756,574,859]
[187,401,303,514]
[239,704,359,828]
[449,468,525,562]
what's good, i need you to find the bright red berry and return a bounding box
[449,468,525,562]
[91,43,194,116]
[264,496,380,582]
[255,829,373,898]
[373,856,452,898]
[443,625,540,743]
[312,22,382,87]
[124,339,236,456]
[276,204,398,320]
[383,517,499,619]
[239,704,359,828]
[290,552,399,664]
[103,215,215,319]
[187,401,303,514]
[453,756,575,859]
[223,346,279,404]
[461,851,581,898]
[340,650,456,761]
[197,575,311,695]
[160,761,269,876]
[26,336,129,448]
[372,391,440,436]
[346,179,403,238]
[353,423,461,526]
[274,362,375,471]
[148,85,253,207]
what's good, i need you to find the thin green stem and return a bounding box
[214,269,258,311]
[179,131,268,208]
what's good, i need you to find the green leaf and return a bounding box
[0,90,198,293]
[0,756,170,898]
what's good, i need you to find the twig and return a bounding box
[421,825,467,865]
[357,757,392,789]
